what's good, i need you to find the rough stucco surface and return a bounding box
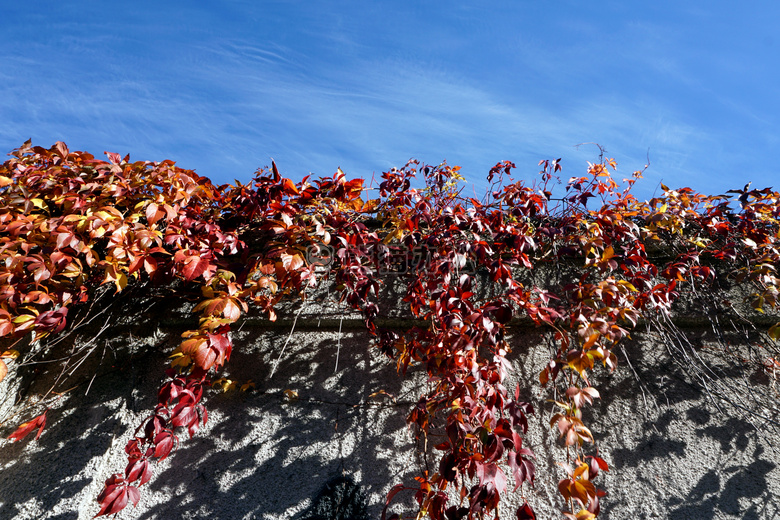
[1,299,779,519]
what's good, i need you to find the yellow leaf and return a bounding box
[382,228,403,244]
[212,378,237,392]
[115,272,128,293]
[169,353,192,368]
[361,199,380,213]
[768,322,780,341]
[12,314,37,324]
[1,349,20,360]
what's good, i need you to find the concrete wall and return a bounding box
[1,293,779,519]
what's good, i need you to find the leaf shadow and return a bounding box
[136,329,424,519]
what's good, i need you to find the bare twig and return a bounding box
[270,302,306,379]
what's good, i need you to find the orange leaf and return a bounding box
[179,253,214,281]
[282,178,299,195]
[222,298,243,322]
[180,336,207,357]
[583,333,599,350]
[145,202,161,225]
[280,253,304,272]
[575,510,596,520]
[539,367,549,386]
[193,345,217,370]
[571,481,590,505]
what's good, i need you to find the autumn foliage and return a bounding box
[1,141,779,519]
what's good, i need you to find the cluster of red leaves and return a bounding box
[97,370,207,516]
[2,142,779,519]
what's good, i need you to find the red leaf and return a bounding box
[182,254,207,281]
[34,307,68,334]
[476,462,507,494]
[54,141,70,158]
[153,431,176,460]
[127,486,141,507]
[509,450,536,489]
[587,493,601,516]
[104,151,122,164]
[516,501,536,520]
[178,252,215,282]
[493,419,513,440]
[280,252,305,272]
[193,345,217,371]
[170,402,196,429]
[484,434,504,462]
[125,459,152,486]
[95,480,129,517]
[381,484,406,520]
[586,455,609,479]
[7,411,47,442]
[210,297,243,322]
[187,418,201,438]
[207,333,232,367]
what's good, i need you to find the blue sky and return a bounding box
[1,1,778,200]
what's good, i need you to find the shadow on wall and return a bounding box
[299,476,369,520]
[2,311,780,519]
[0,397,125,520]
[133,330,421,520]
[0,314,170,520]
[591,336,780,520]
[0,323,424,520]
[667,455,776,520]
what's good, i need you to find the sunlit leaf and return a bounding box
[7,411,47,442]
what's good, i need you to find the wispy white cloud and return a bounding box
[1,0,777,201]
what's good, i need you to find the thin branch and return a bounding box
[270,302,305,379]
[334,316,343,374]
